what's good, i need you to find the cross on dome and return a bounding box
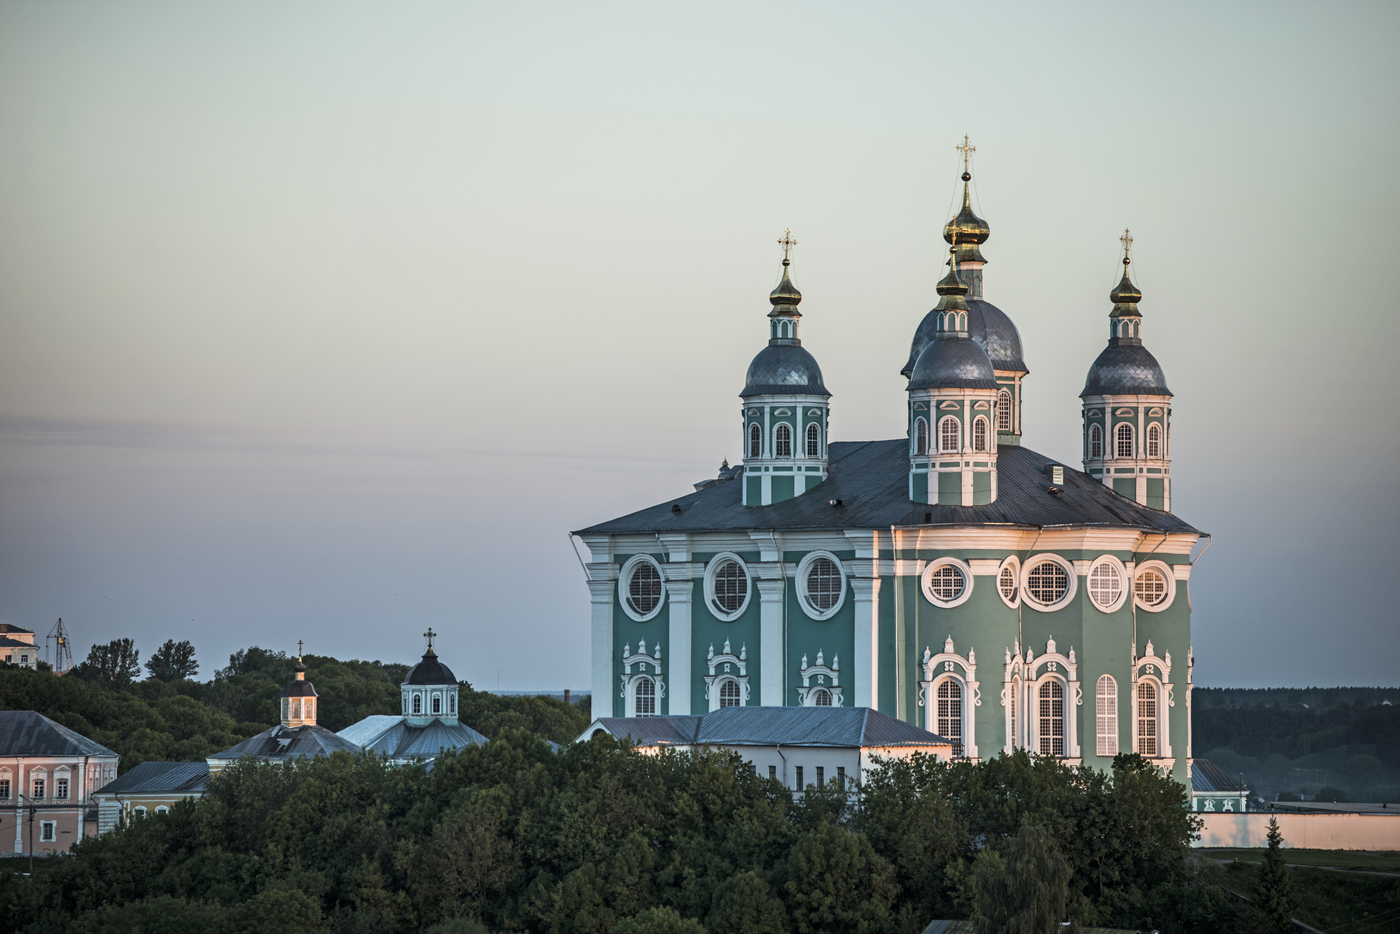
[777,229,797,263]
[297,639,303,661]
[957,135,976,171]
[423,627,437,653]
[1120,228,1133,265]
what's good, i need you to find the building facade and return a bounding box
[0,711,119,855]
[575,153,1203,786]
[0,624,39,670]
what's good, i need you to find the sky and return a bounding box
[1,1,1397,690]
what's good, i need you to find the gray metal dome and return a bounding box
[405,652,458,686]
[908,337,998,391]
[741,343,830,398]
[903,298,1025,378]
[1081,343,1171,397]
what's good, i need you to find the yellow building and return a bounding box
[0,711,119,855]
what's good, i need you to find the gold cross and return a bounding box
[777,229,797,261]
[423,627,436,651]
[957,135,976,171]
[1120,228,1133,263]
[297,639,303,660]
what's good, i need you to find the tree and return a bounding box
[75,638,141,685]
[1254,816,1295,934]
[610,907,707,934]
[707,871,788,934]
[970,822,1075,934]
[145,639,199,681]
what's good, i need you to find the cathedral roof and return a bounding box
[907,337,997,391]
[904,298,1027,377]
[578,706,951,749]
[405,651,457,686]
[1081,342,1171,397]
[338,714,487,759]
[575,441,1199,535]
[741,343,830,398]
[206,723,362,764]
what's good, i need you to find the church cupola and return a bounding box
[904,138,1028,447]
[280,642,318,728]
[1081,230,1173,510]
[402,628,460,726]
[740,231,832,506]
[907,235,1000,506]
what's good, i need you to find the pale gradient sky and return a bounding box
[1,2,1397,689]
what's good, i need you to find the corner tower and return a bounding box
[904,138,1029,445]
[908,236,1000,505]
[1081,231,1173,509]
[741,231,831,506]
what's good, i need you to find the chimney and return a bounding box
[564,689,572,706]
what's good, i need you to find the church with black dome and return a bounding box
[574,140,1203,785]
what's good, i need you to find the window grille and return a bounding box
[795,766,804,788]
[40,822,55,842]
[291,699,301,719]
[711,560,748,614]
[837,766,845,787]
[813,689,832,707]
[719,680,741,707]
[1026,561,1068,605]
[1038,680,1065,757]
[450,695,456,714]
[915,418,928,455]
[634,677,656,717]
[806,423,820,457]
[412,695,422,715]
[775,424,792,457]
[1134,569,1168,606]
[1147,424,1161,458]
[432,695,441,715]
[32,779,45,800]
[1137,681,1158,756]
[55,778,69,800]
[997,390,1012,431]
[816,766,824,785]
[627,561,663,615]
[1010,680,1019,747]
[973,417,988,452]
[927,565,966,602]
[1088,562,1122,609]
[0,779,9,800]
[1096,675,1118,757]
[937,679,964,757]
[998,566,1017,603]
[1090,424,1102,459]
[1116,423,1134,458]
[805,557,842,611]
[769,765,777,780]
[939,417,960,453]
[749,424,761,458]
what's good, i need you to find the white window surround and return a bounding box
[1132,641,1174,760]
[1096,674,1119,757]
[938,416,960,454]
[1086,555,1129,613]
[795,551,847,620]
[1133,559,1177,613]
[921,637,980,760]
[704,639,750,711]
[1002,638,1082,760]
[996,555,1020,609]
[704,553,752,621]
[997,390,1013,431]
[619,554,667,622]
[155,805,169,815]
[921,556,974,608]
[40,821,55,842]
[774,423,792,458]
[1019,554,1078,612]
[972,416,990,453]
[796,650,842,706]
[748,423,761,458]
[805,422,821,457]
[620,641,666,718]
[914,417,929,455]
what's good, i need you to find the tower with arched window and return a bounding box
[740,235,832,506]
[1081,233,1173,510]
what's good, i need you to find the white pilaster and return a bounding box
[665,575,694,715]
[588,579,616,718]
[757,579,786,706]
[850,578,882,709]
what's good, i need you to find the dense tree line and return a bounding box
[0,644,590,772]
[1193,696,1400,766]
[0,738,1238,934]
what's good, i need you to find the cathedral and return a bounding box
[574,144,1203,786]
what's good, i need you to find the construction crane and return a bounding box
[47,618,74,675]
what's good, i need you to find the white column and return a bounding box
[14,760,23,853]
[665,576,694,715]
[588,579,615,719]
[758,579,786,706]
[851,578,882,709]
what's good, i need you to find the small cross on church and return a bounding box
[423,627,436,653]
[957,134,975,171]
[297,639,303,660]
[1120,228,1133,264]
[777,229,797,262]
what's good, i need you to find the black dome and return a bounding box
[741,344,830,398]
[904,298,1025,378]
[1081,343,1171,397]
[908,338,998,391]
[406,652,457,686]
[281,680,317,698]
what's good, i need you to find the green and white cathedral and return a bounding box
[575,158,1202,785]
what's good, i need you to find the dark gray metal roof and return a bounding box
[576,441,1200,536]
[94,760,208,797]
[0,710,118,759]
[696,706,949,748]
[908,336,998,390]
[586,717,703,746]
[1081,340,1171,397]
[405,653,457,685]
[1192,758,1243,794]
[207,723,362,762]
[741,343,830,398]
[337,714,487,758]
[0,624,34,635]
[904,298,1027,377]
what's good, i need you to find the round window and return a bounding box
[806,557,841,610]
[1088,561,1122,610]
[1135,569,1168,606]
[706,556,750,619]
[1025,559,1070,607]
[922,558,973,608]
[620,556,666,622]
[999,566,1018,602]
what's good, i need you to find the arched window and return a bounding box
[997,390,1012,432]
[634,677,656,717]
[719,680,741,708]
[1096,675,1118,757]
[1137,681,1158,756]
[1089,424,1103,459]
[412,694,422,715]
[914,418,929,455]
[749,423,761,458]
[1115,423,1134,458]
[775,424,792,457]
[806,423,820,457]
[291,699,301,719]
[1038,680,1065,757]
[449,694,456,715]
[973,416,989,452]
[432,695,441,715]
[939,417,960,453]
[155,806,169,815]
[937,680,964,757]
[813,689,832,707]
[1147,424,1161,458]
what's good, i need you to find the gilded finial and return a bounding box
[770,230,802,307]
[777,229,797,266]
[297,639,303,662]
[957,135,976,175]
[1110,229,1142,307]
[1120,228,1133,268]
[423,627,437,654]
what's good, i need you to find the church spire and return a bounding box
[942,135,990,296]
[1108,229,1144,342]
[767,230,803,342]
[280,640,318,728]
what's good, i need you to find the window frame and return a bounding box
[1147,422,1162,458]
[703,553,753,621]
[996,555,1021,609]
[997,390,1013,432]
[774,423,792,458]
[805,422,821,458]
[1136,678,1160,757]
[1019,554,1077,612]
[632,675,657,717]
[914,417,929,456]
[972,415,989,452]
[40,821,55,843]
[1036,676,1067,758]
[921,557,974,609]
[934,675,966,757]
[1089,423,1103,459]
[1086,555,1129,613]
[796,551,847,620]
[1115,422,1135,458]
[748,423,762,458]
[938,416,961,454]
[1096,674,1119,757]
[1132,560,1177,613]
[619,554,667,622]
[717,678,742,708]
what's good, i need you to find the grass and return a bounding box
[1223,860,1400,934]
[1206,847,1400,873]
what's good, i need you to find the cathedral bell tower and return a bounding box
[1081,231,1173,510]
[280,643,318,728]
[740,231,832,506]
